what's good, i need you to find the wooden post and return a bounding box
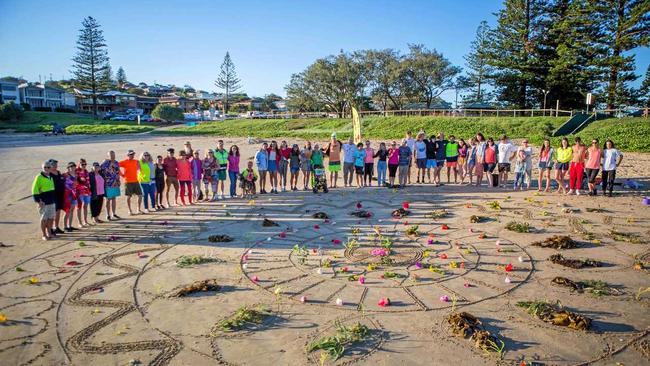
[556,100,559,117]
[496,109,499,117]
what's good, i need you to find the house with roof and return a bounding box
[73,89,137,113]
[0,79,20,105]
[136,96,159,114]
[18,82,65,109]
[158,95,199,112]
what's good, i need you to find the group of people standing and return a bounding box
[31,133,624,241]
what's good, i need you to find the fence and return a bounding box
[261,108,574,119]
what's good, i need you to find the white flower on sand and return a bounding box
[335,298,343,306]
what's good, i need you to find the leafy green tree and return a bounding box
[285,72,321,112]
[403,44,460,109]
[639,64,650,107]
[152,104,183,122]
[593,0,649,108]
[126,87,145,96]
[464,21,494,104]
[360,49,411,111]
[116,66,127,89]
[71,16,112,118]
[215,52,242,113]
[486,0,547,108]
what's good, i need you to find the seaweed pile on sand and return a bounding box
[262,218,279,227]
[214,305,271,332]
[208,235,233,243]
[446,312,504,355]
[306,320,371,361]
[552,277,622,296]
[349,210,373,218]
[391,208,410,218]
[312,212,329,219]
[516,300,591,330]
[548,254,601,269]
[171,279,220,297]
[532,235,577,249]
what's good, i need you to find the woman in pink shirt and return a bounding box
[227,145,241,198]
[363,140,375,187]
[483,138,497,187]
[278,141,291,192]
[177,151,193,205]
[585,138,602,196]
[387,141,400,188]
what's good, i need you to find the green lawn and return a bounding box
[0,111,156,133]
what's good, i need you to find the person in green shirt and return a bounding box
[554,138,572,194]
[214,140,229,199]
[32,160,56,241]
[311,143,324,168]
[445,135,460,184]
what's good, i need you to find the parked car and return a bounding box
[110,115,130,121]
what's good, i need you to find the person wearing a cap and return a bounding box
[32,160,56,240]
[323,133,342,188]
[184,141,193,157]
[163,148,179,206]
[48,159,66,235]
[119,150,143,215]
[214,140,229,199]
[100,151,121,220]
[89,161,106,224]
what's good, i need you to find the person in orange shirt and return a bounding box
[177,151,193,205]
[119,150,142,215]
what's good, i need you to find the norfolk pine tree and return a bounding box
[71,16,112,118]
[215,52,242,114]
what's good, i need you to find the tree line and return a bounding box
[286,0,650,115]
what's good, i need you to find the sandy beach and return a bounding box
[1,132,648,366]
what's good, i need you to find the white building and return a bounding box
[18,83,65,109]
[0,80,20,104]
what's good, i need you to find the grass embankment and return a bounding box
[158,115,650,152]
[0,111,154,134]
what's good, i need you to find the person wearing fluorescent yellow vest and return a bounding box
[32,160,56,241]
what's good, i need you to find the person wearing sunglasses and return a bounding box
[63,162,79,231]
[585,138,602,196]
[75,158,91,226]
[119,150,143,215]
[32,160,56,240]
[138,152,156,212]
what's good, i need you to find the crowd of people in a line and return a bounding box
[31,132,624,241]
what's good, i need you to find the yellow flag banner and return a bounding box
[351,106,362,144]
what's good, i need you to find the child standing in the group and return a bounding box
[513,147,526,190]
[601,139,623,197]
[353,142,366,188]
[155,156,166,209]
[75,159,91,226]
[289,144,301,191]
[568,137,587,195]
[240,160,258,195]
[255,143,269,194]
[387,141,399,188]
[311,143,324,172]
[363,140,375,186]
[414,133,427,184]
[177,151,193,205]
[585,138,602,196]
[537,139,554,192]
[398,139,412,188]
[202,150,216,201]
[375,142,388,187]
[228,145,240,198]
[279,141,291,192]
[300,142,313,190]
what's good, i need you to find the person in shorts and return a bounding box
[342,137,356,187]
[497,135,515,188]
[163,148,179,206]
[585,138,602,196]
[353,142,366,187]
[483,138,497,187]
[414,133,427,183]
[214,140,229,199]
[445,135,459,184]
[119,150,143,215]
[324,133,342,188]
[405,131,415,184]
[255,143,269,193]
[48,159,66,235]
[434,133,447,186]
[424,135,437,183]
[100,151,121,220]
[289,144,301,191]
[300,142,313,190]
[32,160,56,240]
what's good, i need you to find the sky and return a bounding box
[1,0,648,101]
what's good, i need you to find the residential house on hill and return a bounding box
[18,82,65,109]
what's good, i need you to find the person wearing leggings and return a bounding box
[89,162,105,224]
[363,140,375,186]
[387,141,399,188]
[601,139,623,197]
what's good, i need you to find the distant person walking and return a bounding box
[32,160,56,240]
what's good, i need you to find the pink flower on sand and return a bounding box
[463,282,471,288]
[300,296,307,303]
[251,276,259,282]
[402,202,410,210]
[378,298,391,307]
[279,232,287,238]
[313,224,320,229]
[439,253,448,260]
[356,202,362,209]
[505,263,514,272]
[415,262,423,269]
[335,298,344,306]
[358,276,365,284]
[65,261,82,266]
[427,239,435,245]
[242,254,248,261]
[137,252,148,259]
[371,248,389,257]
[332,239,342,245]
[505,277,512,284]
[440,295,450,302]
